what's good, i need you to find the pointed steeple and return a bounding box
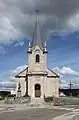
[31,10,43,49]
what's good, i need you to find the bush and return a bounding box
[0,96,3,100]
[44,95,53,102]
[8,94,16,97]
[53,96,64,106]
[0,91,11,100]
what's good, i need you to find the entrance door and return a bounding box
[35,84,41,97]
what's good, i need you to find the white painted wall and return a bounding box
[45,77,59,98]
[28,45,47,72]
[28,75,46,99]
[16,74,59,98]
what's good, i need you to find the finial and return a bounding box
[29,41,31,47]
[44,41,47,47]
[43,41,48,53]
[28,40,32,53]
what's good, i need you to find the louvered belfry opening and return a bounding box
[36,54,40,63]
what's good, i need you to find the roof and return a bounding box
[15,67,28,78]
[31,13,43,49]
[15,67,59,78]
[47,67,60,78]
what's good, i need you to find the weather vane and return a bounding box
[36,9,39,14]
[35,9,40,23]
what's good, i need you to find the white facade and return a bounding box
[15,44,59,99]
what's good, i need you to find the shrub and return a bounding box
[8,94,16,97]
[53,95,64,106]
[44,95,53,102]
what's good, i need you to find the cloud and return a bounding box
[10,65,27,76]
[67,13,79,31]
[0,0,79,44]
[71,78,79,84]
[9,65,27,87]
[0,65,28,91]
[53,66,79,75]
[53,66,79,88]
[0,16,24,43]
[0,72,16,88]
[14,41,24,47]
[0,79,16,91]
[60,77,79,89]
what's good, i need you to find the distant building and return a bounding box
[59,92,66,97]
[15,12,59,101]
[11,90,16,95]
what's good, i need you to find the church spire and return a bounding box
[31,10,43,49]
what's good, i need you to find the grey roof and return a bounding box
[31,19,43,49]
[15,67,28,78]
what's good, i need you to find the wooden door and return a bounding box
[35,84,41,97]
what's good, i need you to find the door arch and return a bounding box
[35,84,41,97]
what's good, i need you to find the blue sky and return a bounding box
[48,32,79,70]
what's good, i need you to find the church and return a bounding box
[15,13,60,101]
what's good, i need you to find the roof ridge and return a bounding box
[15,67,28,78]
[47,67,60,77]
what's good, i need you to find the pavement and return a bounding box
[0,103,79,119]
[0,107,70,120]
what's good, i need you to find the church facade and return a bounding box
[15,15,59,100]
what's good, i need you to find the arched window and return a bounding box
[36,54,40,63]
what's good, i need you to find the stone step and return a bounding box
[29,98,45,107]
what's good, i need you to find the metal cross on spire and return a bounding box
[36,9,39,15]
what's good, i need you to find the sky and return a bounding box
[0,0,79,90]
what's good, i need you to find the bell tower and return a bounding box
[27,10,48,72]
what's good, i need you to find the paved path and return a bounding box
[0,108,69,120]
[52,109,79,120]
[0,103,79,120]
